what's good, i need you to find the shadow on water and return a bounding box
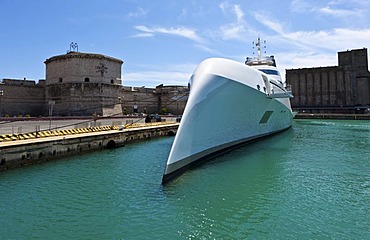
[160,120,370,238]
[163,126,295,188]
[161,127,297,238]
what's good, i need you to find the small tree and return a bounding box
[160,107,169,114]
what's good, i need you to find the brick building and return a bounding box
[286,48,370,113]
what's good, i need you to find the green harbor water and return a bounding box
[1,119,369,239]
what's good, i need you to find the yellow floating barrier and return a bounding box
[27,133,36,139]
[0,134,11,141]
[17,135,25,140]
[42,132,50,137]
[37,132,46,138]
[22,134,30,139]
[9,134,18,141]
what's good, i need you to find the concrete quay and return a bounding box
[294,113,370,120]
[0,116,179,135]
[0,122,179,171]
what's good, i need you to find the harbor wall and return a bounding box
[0,79,46,117]
[0,124,178,171]
[294,113,370,120]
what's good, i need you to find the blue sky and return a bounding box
[1,0,369,87]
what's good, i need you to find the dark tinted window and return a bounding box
[259,69,280,75]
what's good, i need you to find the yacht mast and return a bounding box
[253,37,266,61]
[256,37,261,60]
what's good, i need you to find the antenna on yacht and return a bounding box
[253,37,267,61]
[247,37,272,66]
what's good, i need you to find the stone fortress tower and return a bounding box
[0,45,188,118]
[44,50,124,116]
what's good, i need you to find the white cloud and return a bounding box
[177,8,187,20]
[134,25,203,43]
[253,12,285,34]
[195,44,220,54]
[129,1,370,86]
[220,24,246,40]
[271,27,370,80]
[328,0,370,7]
[290,0,315,13]
[319,6,363,17]
[251,7,370,77]
[291,0,366,18]
[277,51,338,79]
[233,5,244,22]
[353,0,370,6]
[122,64,196,87]
[127,7,148,18]
[253,6,370,52]
[131,33,153,38]
[218,1,228,14]
[284,28,370,51]
[218,3,249,40]
[122,71,189,87]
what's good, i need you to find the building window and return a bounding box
[84,77,90,82]
[111,79,114,84]
[59,78,63,82]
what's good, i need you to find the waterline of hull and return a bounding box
[162,125,291,182]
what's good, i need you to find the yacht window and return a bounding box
[259,69,280,76]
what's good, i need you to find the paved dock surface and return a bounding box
[0,122,179,148]
[0,117,178,135]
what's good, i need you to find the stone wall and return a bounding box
[121,86,158,114]
[45,83,123,116]
[0,80,45,117]
[286,48,370,113]
[120,85,189,115]
[156,85,188,115]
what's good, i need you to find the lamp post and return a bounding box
[48,100,55,130]
[0,89,4,118]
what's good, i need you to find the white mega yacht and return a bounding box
[163,38,294,183]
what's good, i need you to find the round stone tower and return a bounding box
[44,51,124,116]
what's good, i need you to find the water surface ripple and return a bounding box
[1,120,369,239]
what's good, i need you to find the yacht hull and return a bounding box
[162,58,293,183]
